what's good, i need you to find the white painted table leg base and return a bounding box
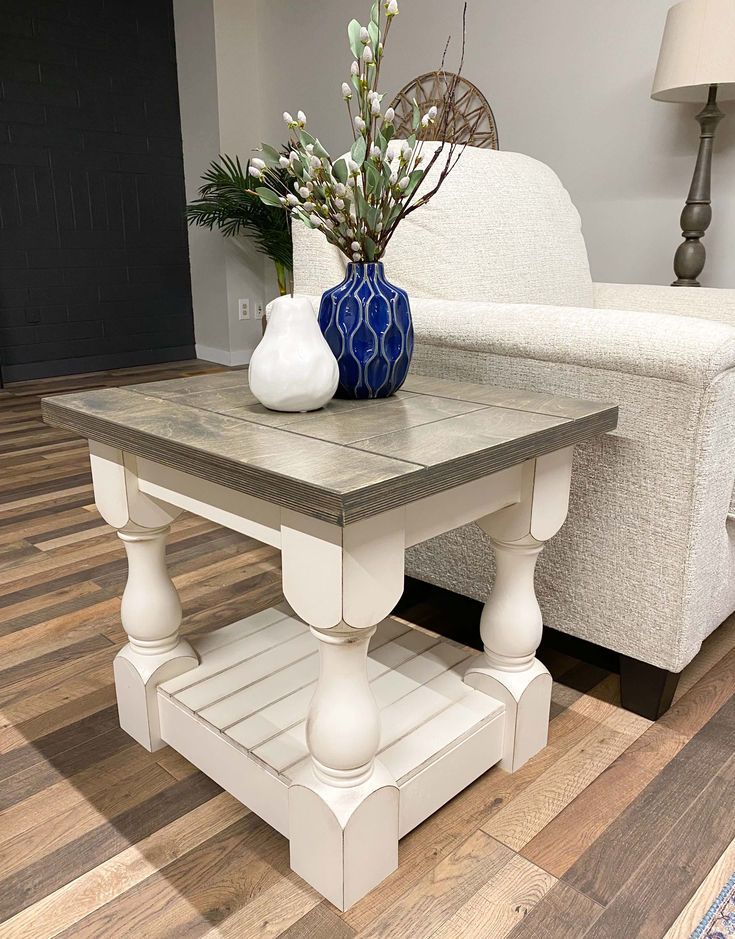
[113,523,199,751]
[289,627,400,910]
[464,657,551,772]
[84,442,580,908]
[88,442,200,752]
[289,761,399,911]
[280,509,405,910]
[114,640,197,751]
[465,448,574,773]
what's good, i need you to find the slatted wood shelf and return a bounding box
[157,607,505,839]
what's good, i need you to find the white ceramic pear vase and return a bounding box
[248,294,339,412]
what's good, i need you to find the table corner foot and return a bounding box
[288,762,399,911]
[464,656,551,773]
[113,640,197,751]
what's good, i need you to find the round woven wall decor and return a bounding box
[388,71,499,149]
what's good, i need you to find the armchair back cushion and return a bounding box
[293,144,593,308]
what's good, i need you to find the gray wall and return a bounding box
[174,0,269,367]
[258,0,735,288]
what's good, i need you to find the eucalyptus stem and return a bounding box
[248,0,467,267]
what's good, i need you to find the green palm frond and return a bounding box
[186,153,293,271]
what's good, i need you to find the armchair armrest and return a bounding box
[407,296,735,387]
[594,282,735,328]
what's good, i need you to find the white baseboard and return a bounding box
[195,344,252,368]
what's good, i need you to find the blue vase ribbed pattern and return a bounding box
[318,262,413,399]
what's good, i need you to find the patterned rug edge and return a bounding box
[692,872,735,938]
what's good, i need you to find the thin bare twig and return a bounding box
[379,2,468,254]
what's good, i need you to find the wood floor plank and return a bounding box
[355,830,513,939]
[0,492,92,529]
[0,583,114,641]
[482,713,643,851]
[35,520,111,552]
[0,597,120,672]
[276,901,355,939]
[0,541,39,573]
[0,772,222,923]
[0,656,114,728]
[582,749,735,938]
[57,812,288,939]
[0,725,133,811]
[156,747,198,780]
[200,876,321,938]
[0,641,120,713]
[0,761,175,879]
[662,833,735,939]
[0,632,114,695]
[564,693,735,906]
[0,792,248,939]
[0,743,156,847]
[521,721,687,876]
[430,853,557,939]
[504,879,604,939]
[0,703,121,780]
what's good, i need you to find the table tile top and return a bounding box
[42,370,617,524]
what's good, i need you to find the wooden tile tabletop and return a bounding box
[41,371,617,525]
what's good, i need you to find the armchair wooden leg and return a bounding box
[619,656,680,720]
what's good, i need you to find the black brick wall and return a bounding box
[0,0,195,383]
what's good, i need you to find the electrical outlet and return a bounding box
[238,298,250,320]
[257,303,264,320]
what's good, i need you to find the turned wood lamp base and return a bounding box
[671,84,725,287]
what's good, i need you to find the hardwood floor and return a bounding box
[1,360,734,938]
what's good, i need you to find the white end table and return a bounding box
[43,371,617,911]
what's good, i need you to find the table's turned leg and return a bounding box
[89,441,197,751]
[465,447,574,772]
[307,625,380,787]
[281,509,403,912]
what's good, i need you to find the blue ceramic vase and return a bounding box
[318,262,413,399]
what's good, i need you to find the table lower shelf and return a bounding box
[158,606,505,839]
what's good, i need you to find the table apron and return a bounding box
[132,454,526,552]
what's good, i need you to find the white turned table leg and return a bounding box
[282,509,401,911]
[114,523,197,751]
[88,441,198,751]
[119,525,183,656]
[290,622,398,910]
[465,448,574,773]
[479,535,544,672]
[306,626,380,787]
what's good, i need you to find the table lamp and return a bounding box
[652,0,735,286]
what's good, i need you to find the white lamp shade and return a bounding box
[652,0,735,102]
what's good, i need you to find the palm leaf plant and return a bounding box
[186,153,292,296]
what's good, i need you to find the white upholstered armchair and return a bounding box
[291,144,735,717]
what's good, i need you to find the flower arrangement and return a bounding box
[248,0,467,264]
